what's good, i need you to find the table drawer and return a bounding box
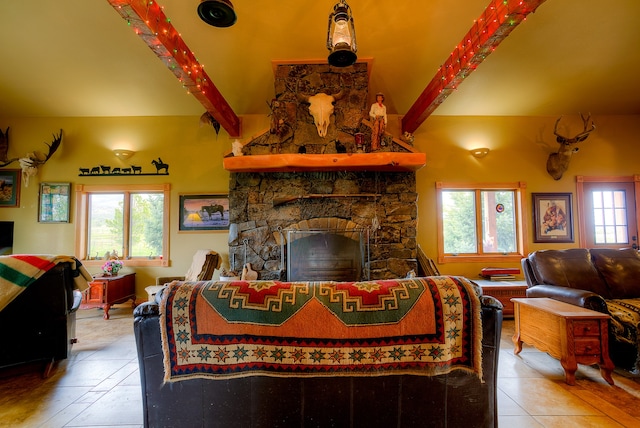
[573,321,600,336]
[574,338,601,356]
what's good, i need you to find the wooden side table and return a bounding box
[475,279,527,318]
[84,273,136,320]
[512,297,614,385]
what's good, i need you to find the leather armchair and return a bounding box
[146,249,221,301]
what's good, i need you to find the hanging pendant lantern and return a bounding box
[327,0,357,67]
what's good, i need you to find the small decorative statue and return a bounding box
[369,92,387,151]
[400,131,415,144]
[232,139,243,156]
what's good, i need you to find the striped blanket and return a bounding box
[0,254,92,311]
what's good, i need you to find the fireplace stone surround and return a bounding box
[227,171,418,280]
[225,62,422,281]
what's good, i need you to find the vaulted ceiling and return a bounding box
[1,0,638,135]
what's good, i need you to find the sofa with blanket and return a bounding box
[134,275,503,428]
[0,256,89,375]
[522,248,640,373]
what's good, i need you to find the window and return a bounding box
[436,182,527,263]
[75,184,170,267]
[576,176,639,249]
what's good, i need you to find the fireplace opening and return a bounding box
[286,229,369,282]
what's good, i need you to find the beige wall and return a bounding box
[1,114,639,295]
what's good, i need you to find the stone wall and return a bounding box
[236,62,399,155]
[228,171,418,280]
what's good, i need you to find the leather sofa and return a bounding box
[0,262,83,376]
[134,276,503,428]
[522,248,640,373]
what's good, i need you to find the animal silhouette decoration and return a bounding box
[78,158,167,176]
[151,158,169,174]
[546,113,595,180]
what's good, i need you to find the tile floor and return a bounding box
[1,305,640,427]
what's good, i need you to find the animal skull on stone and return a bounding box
[297,90,344,137]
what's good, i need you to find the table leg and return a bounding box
[512,303,523,354]
[103,304,111,320]
[599,319,615,385]
[512,333,523,355]
[560,357,578,385]
[600,367,615,385]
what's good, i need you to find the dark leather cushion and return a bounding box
[591,248,640,299]
[529,248,611,298]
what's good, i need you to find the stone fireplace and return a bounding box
[225,62,423,281]
[227,170,418,280]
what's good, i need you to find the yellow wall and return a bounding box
[1,114,639,295]
[408,115,640,278]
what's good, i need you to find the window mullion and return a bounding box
[475,190,484,255]
[122,191,132,258]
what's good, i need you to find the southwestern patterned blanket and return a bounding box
[160,276,483,382]
[606,299,640,352]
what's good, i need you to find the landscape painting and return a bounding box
[179,194,229,231]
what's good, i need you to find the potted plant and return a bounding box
[102,259,124,276]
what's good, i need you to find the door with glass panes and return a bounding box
[579,180,638,249]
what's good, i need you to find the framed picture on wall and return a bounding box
[532,192,574,243]
[38,182,71,223]
[179,193,230,231]
[0,169,21,208]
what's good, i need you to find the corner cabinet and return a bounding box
[84,273,136,320]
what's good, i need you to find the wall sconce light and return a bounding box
[198,0,237,27]
[113,149,135,160]
[327,0,357,67]
[470,148,490,158]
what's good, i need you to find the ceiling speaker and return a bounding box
[198,0,237,28]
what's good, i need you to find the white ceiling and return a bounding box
[0,0,638,131]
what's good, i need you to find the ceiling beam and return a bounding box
[107,0,241,137]
[402,0,549,134]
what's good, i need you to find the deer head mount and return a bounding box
[546,113,595,180]
[0,128,63,187]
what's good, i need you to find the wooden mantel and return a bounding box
[223,153,426,173]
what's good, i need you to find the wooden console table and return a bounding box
[512,298,614,385]
[84,273,136,320]
[475,279,527,318]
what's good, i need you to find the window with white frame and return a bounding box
[75,184,170,267]
[436,182,527,263]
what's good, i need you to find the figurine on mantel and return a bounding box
[232,139,243,156]
[369,92,387,151]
